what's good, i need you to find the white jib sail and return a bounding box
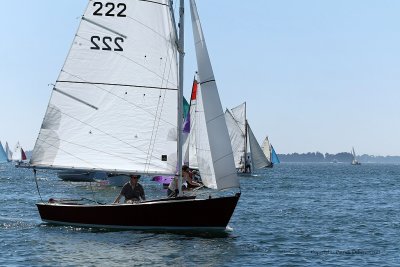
[247,124,271,169]
[262,136,272,161]
[225,109,245,169]
[183,82,199,169]
[30,0,179,175]
[190,0,239,190]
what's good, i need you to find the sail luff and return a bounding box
[190,0,239,190]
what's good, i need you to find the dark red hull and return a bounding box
[36,194,240,230]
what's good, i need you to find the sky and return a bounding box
[1,0,400,156]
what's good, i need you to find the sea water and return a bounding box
[0,162,399,266]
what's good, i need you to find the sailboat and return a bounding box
[351,147,361,165]
[12,142,27,162]
[261,136,280,168]
[20,0,240,230]
[225,102,271,174]
[0,141,8,163]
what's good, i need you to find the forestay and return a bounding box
[30,0,179,175]
[190,0,239,190]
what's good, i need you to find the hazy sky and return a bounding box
[1,0,399,156]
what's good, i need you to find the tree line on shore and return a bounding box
[278,152,400,163]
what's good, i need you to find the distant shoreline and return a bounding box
[278,152,400,163]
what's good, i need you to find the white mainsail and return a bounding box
[247,125,271,169]
[5,142,12,161]
[30,1,179,175]
[262,136,272,161]
[190,0,239,190]
[225,109,245,169]
[231,102,246,134]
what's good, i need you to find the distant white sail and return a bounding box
[231,102,246,134]
[225,109,245,169]
[30,1,179,175]
[0,141,7,163]
[190,0,239,190]
[5,142,12,161]
[247,125,271,169]
[12,142,22,162]
[262,136,272,161]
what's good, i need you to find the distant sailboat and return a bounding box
[225,102,271,174]
[0,141,8,163]
[12,142,27,162]
[261,136,280,168]
[351,147,361,165]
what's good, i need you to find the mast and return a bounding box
[177,0,185,195]
[243,102,248,172]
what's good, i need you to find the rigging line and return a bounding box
[60,70,176,129]
[42,106,177,170]
[74,33,178,89]
[56,81,177,91]
[144,89,166,173]
[145,34,178,172]
[126,8,170,41]
[82,17,127,39]
[138,0,169,7]
[226,109,245,136]
[33,169,43,202]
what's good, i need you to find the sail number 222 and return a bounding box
[92,2,126,17]
[90,2,126,51]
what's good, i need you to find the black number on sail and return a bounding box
[90,36,101,50]
[114,37,124,51]
[93,2,127,17]
[117,3,127,17]
[91,36,124,51]
[102,37,112,50]
[93,2,103,16]
[105,3,115,16]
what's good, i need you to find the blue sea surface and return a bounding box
[0,162,399,266]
